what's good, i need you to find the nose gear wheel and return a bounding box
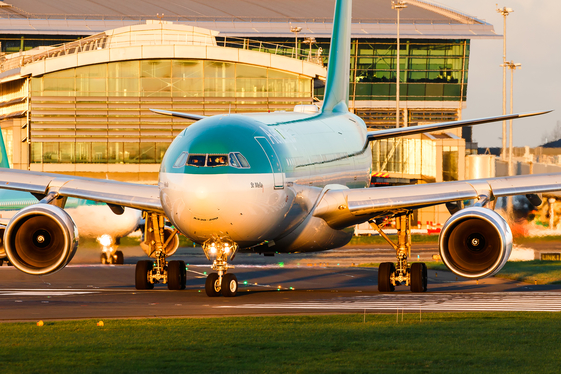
[202,236,239,297]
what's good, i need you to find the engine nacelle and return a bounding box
[0,227,5,259]
[4,204,78,275]
[439,207,512,279]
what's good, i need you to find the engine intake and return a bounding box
[4,204,78,275]
[439,207,512,279]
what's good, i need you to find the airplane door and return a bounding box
[255,136,284,189]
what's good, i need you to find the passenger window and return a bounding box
[236,153,250,168]
[207,154,228,167]
[172,152,189,168]
[187,154,206,167]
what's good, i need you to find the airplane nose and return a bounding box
[161,173,291,245]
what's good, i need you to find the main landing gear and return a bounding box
[370,212,428,293]
[135,212,183,290]
[202,236,239,297]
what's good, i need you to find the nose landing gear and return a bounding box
[370,212,427,293]
[202,236,239,297]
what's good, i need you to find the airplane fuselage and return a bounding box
[159,109,372,253]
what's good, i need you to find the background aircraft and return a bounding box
[0,0,556,297]
[0,129,141,266]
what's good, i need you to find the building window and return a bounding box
[443,146,459,181]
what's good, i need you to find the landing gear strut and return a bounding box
[135,212,184,290]
[370,212,427,293]
[202,236,239,297]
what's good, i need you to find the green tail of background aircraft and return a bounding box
[0,0,554,296]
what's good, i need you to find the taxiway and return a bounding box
[1,243,560,321]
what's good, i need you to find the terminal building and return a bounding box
[0,0,500,224]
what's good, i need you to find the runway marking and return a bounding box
[216,292,561,312]
[0,290,98,296]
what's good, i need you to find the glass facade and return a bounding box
[371,138,436,178]
[31,59,311,98]
[28,59,313,164]
[442,146,459,181]
[294,38,469,102]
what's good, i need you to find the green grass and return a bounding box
[492,260,561,284]
[118,235,195,247]
[1,313,561,373]
[349,234,440,245]
[513,235,561,244]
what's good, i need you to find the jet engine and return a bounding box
[4,204,78,275]
[439,207,512,279]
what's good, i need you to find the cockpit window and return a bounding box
[228,153,241,168]
[235,153,250,168]
[183,152,250,169]
[173,152,189,168]
[207,154,228,167]
[187,154,207,167]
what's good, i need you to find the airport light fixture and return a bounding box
[503,61,521,177]
[496,5,514,160]
[290,26,302,59]
[303,37,316,61]
[392,0,407,128]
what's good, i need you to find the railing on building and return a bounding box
[0,32,324,74]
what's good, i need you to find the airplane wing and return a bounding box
[150,109,206,121]
[0,169,163,213]
[313,173,561,230]
[366,111,551,142]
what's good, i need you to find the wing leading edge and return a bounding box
[0,169,163,213]
[367,111,551,142]
[313,173,561,230]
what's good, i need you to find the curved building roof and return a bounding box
[0,21,327,81]
[0,0,499,39]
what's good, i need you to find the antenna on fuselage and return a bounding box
[320,0,352,114]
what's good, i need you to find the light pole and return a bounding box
[303,37,316,61]
[496,5,513,160]
[290,26,302,59]
[392,1,407,128]
[504,61,521,176]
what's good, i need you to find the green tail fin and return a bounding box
[0,127,9,168]
[320,0,352,114]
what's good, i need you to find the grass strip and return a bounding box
[1,313,561,373]
[349,234,440,245]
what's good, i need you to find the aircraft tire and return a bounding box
[221,273,238,297]
[410,263,428,293]
[101,253,108,264]
[115,251,124,265]
[168,260,186,290]
[205,273,221,297]
[378,262,395,292]
[135,260,154,290]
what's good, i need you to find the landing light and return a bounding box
[97,234,112,247]
[210,246,217,254]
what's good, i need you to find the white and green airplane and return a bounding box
[0,0,556,296]
[0,130,141,266]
